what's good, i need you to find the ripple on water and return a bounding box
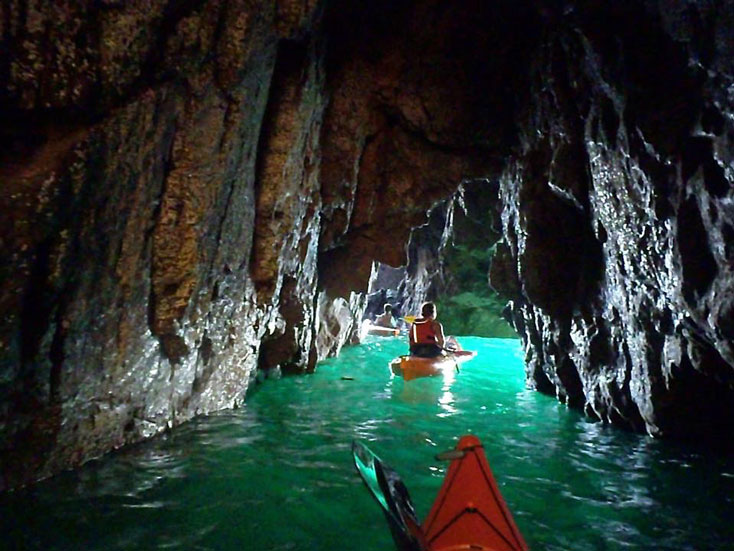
[2,337,733,551]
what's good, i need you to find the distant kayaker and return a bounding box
[409,302,447,357]
[374,303,396,328]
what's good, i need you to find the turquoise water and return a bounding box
[2,336,733,550]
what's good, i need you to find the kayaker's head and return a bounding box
[421,301,436,320]
[383,304,393,315]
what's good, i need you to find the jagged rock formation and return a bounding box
[1,0,733,489]
[363,191,456,324]
[490,1,734,438]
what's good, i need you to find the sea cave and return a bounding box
[1,0,733,529]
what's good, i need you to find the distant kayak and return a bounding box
[365,324,401,336]
[360,320,401,339]
[352,434,529,551]
[390,350,476,381]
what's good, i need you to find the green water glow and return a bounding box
[3,337,733,550]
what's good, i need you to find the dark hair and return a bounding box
[421,302,435,317]
[383,304,393,314]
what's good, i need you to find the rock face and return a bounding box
[0,0,311,490]
[490,1,734,438]
[1,0,733,488]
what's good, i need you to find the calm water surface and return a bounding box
[3,336,733,550]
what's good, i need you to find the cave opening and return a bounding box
[361,194,518,343]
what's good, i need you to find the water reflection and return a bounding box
[389,361,459,411]
[438,388,457,417]
[391,379,443,404]
[2,337,733,551]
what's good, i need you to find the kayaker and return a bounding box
[409,302,446,357]
[374,303,396,328]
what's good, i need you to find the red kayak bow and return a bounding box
[352,435,529,551]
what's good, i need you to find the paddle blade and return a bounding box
[353,441,390,511]
[352,441,428,551]
[422,435,529,551]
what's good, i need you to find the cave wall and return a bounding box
[0,0,324,490]
[0,0,513,489]
[490,1,734,437]
[2,0,734,489]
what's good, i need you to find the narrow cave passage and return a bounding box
[360,179,517,341]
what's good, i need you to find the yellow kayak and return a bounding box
[390,350,477,381]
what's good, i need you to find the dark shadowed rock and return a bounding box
[490,0,734,438]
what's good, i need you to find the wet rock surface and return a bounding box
[1,0,733,488]
[491,1,734,437]
[0,0,326,489]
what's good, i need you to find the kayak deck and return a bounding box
[365,324,400,336]
[360,320,401,339]
[352,435,528,551]
[423,435,528,551]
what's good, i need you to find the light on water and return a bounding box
[3,336,733,550]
